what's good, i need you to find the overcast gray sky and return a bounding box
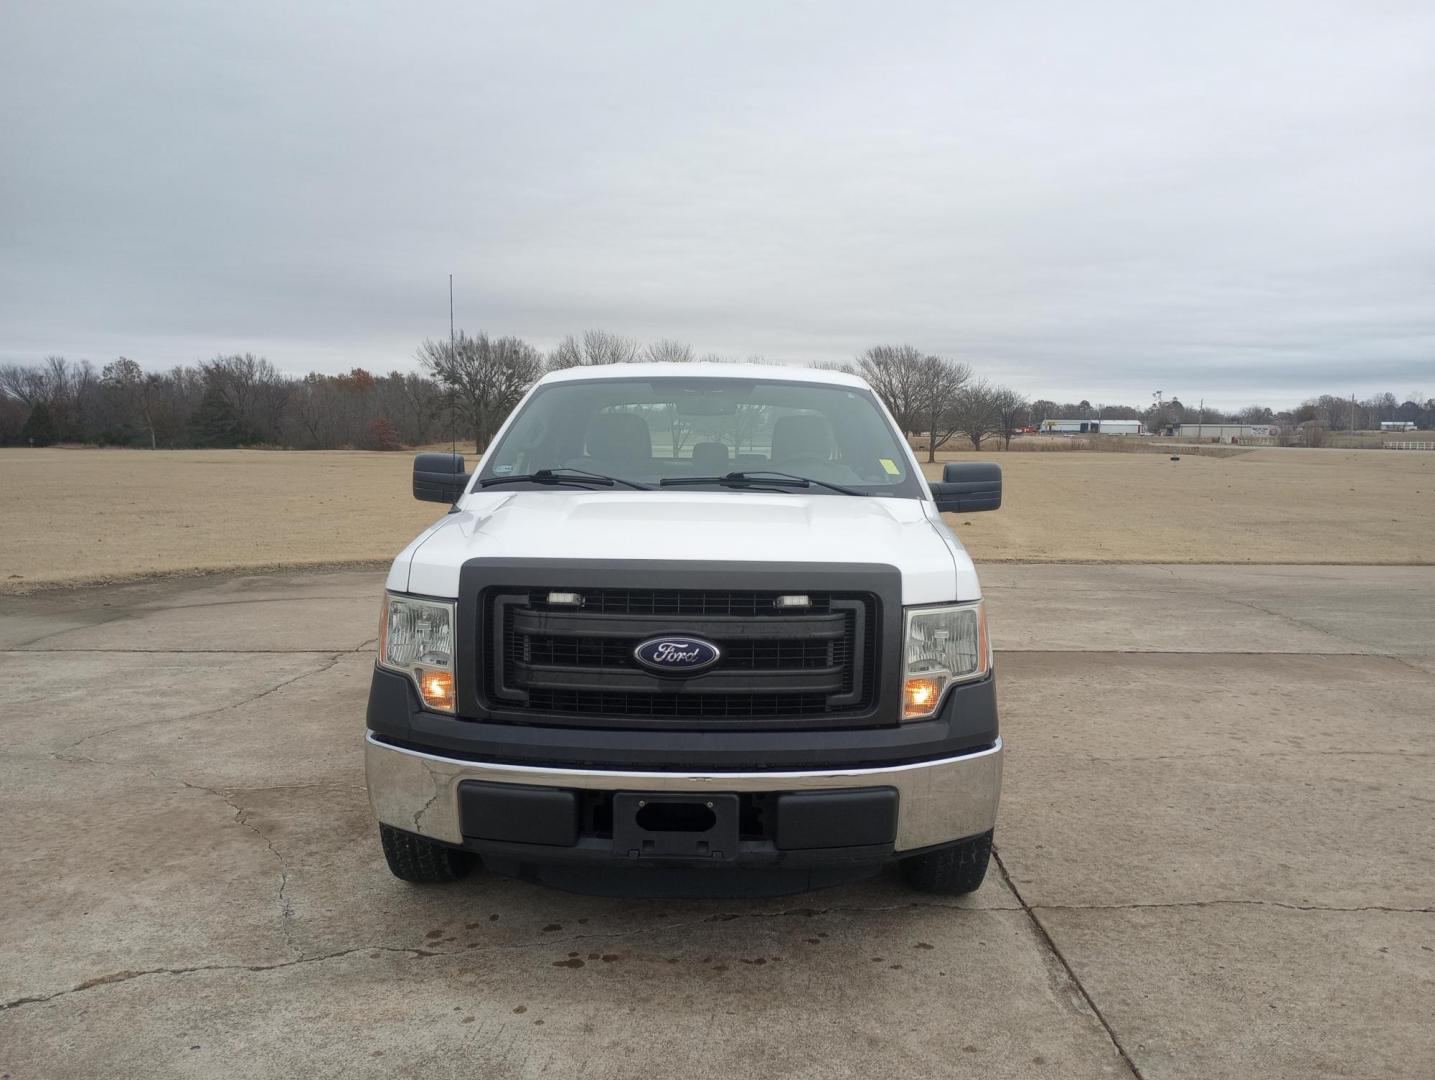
[2,1,1432,409]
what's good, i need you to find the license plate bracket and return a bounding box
[611,793,740,860]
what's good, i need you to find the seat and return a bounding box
[770,414,833,464]
[584,413,652,467]
[691,441,730,473]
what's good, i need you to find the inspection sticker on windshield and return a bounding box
[879,458,900,475]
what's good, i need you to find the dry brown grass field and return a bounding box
[1,445,1431,592]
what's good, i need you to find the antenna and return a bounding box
[449,274,456,457]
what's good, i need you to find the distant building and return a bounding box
[1380,421,1417,431]
[1041,418,1143,435]
[1171,422,1275,441]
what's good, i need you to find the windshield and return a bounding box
[475,376,923,497]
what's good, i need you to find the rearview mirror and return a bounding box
[412,452,470,503]
[930,461,1001,513]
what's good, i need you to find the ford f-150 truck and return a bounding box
[366,363,1002,895]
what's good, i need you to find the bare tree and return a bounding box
[949,379,1004,450]
[1236,404,1275,425]
[546,330,641,370]
[419,331,542,452]
[2,356,99,438]
[381,371,444,446]
[289,376,329,448]
[202,354,290,443]
[582,330,639,365]
[0,363,48,406]
[992,386,1029,449]
[857,345,929,435]
[643,338,694,364]
[546,335,584,370]
[917,355,972,461]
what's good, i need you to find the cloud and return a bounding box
[1,0,1431,409]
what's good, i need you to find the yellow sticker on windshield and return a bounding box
[879,458,901,475]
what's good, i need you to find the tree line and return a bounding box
[2,335,1429,452]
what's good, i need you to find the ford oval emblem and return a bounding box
[633,636,722,675]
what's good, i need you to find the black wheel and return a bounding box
[380,824,477,884]
[900,830,993,895]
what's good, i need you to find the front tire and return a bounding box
[380,824,477,884]
[900,830,993,895]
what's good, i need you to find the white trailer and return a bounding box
[1041,419,1143,435]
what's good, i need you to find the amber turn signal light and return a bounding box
[416,669,455,711]
[903,676,943,720]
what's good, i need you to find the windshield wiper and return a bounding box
[479,467,652,490]
[660,470,868,496]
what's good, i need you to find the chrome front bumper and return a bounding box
[364,734,1003,853]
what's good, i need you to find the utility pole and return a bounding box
[1350,392,1357,434]
[1198,397,1204,441]
[449,274,456,456]
[1153,390,1164,435]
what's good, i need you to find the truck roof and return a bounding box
[536,362,869,389]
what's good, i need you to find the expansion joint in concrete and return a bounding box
[992,848,1147,1080]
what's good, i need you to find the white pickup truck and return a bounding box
[365,363,1002,896]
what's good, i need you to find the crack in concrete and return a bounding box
[1052,749,1435,763]
[0,944,428,1012]
[0,898,994,1014]
[0,594,377,649]
[21,738,331,964]
[0,563,389,602]
[45,651,352,762]
[3,613,138,650]
[218,790,297,952]
[1197,589,1392,659]
[992,847,1147,1080]
[174,652,350,721]
[993,648,1383,656]
[6,877,1428,1020]
[1029,899,1435,915]
[113,594,379,614]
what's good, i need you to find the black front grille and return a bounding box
[482,587,877,727]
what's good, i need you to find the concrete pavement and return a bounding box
[1,565,1432,1079]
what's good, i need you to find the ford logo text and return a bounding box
[633,636,722,674]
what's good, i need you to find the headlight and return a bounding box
[377,593,456,712]
[902,601,990,720]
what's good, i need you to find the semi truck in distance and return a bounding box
[365,364,1003,895]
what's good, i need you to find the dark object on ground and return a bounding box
[1170,456,1181,461]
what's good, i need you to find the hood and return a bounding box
[391,490,979,604]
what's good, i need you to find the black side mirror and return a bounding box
[413,452,470,503]
[930,461,1001,513]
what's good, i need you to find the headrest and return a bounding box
[770,414,832,462]
[585,412,652,461]
[691,442,730,472]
